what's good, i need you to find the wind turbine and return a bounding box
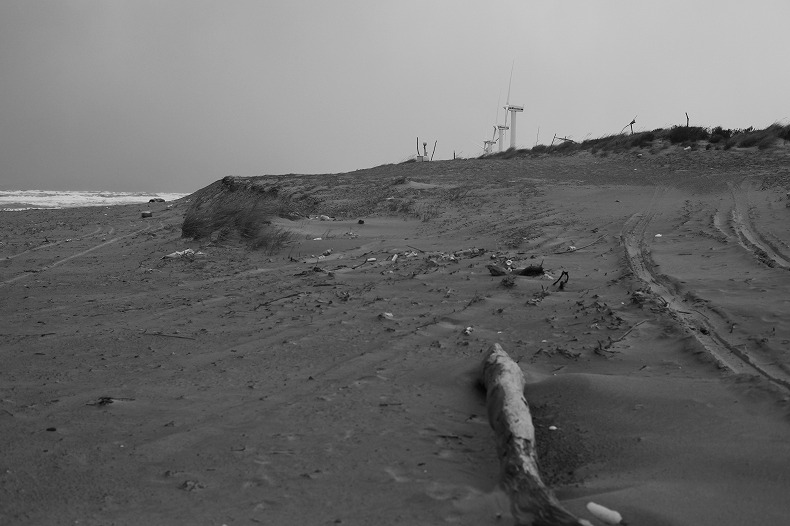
[503,62,523,150]
[482,92,502,155]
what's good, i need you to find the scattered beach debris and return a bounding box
[254,291,306,310]
[487,264,508,276]
[142,330,197,340]
[141,211,153,218]
[552,234,607,255]
[454,247,486,258]
[630,289,649,307]
[526,286,551,306]
[161,248,198,260]
[552,270,570,290]
[463,326,473,335]
[586,502,623,525]
[377,312,395,321]
[179,480,205,492]
[86,396,135,407]
[517,260,544,276]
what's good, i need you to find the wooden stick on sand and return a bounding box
[480,343,588,526]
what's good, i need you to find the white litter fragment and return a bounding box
[463,326,473,335]
[366,257,377,263]
[654,234,662,237]
[162,249,195,259]
[586,502,623,525]
[319,215,331,221]
[312,237,322,241]
[391,254,398,262]
[548,425,558,431]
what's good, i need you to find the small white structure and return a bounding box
[416,141,429,162]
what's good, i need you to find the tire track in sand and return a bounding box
[729,183,790,269]
[3,226,103,260]
[0,223,158,287]
[621,190,790,391]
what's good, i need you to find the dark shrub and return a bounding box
[738,134,760,148]
[555,141,575,153]
[757,136,776,150]
[631,132,655,148]
[668,126,710,144]
[711,126,733,139]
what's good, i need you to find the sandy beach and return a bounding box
[2,146,790,525]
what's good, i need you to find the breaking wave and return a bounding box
[0,190,189,211]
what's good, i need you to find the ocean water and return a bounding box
[0,190,189,211]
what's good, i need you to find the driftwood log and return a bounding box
[480,343,586,526]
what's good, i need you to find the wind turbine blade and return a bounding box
[505,60,517,128]
[505,60,514,106]
[494,90,501,126]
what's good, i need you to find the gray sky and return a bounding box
[1,1,788,192]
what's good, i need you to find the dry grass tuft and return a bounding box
[182,176,296,252]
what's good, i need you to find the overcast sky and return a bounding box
[1,1,788,192]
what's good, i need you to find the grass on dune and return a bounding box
[480,122,790,159]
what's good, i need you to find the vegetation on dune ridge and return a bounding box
[181,176,298,252]
[480,122,790,159]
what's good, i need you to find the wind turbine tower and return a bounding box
[483,140,496,155]
[496,125,508,153]
[500,61,524,150]
[506,104,523,149]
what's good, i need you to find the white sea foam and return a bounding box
[0,190,189,211]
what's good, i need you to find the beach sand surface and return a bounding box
[2,148,790,525]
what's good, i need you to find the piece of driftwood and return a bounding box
[480,344,585,526]
[487,264,509,276]
[517,260,544,276]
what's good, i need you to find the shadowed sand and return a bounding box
[2,147,790,525]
